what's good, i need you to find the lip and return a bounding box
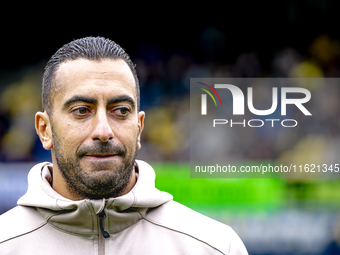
[84,154,119,160]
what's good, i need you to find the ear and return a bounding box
[137,111,145,150]
[35,111,53,150]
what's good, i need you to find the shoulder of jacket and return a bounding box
[143,201,248,254]
[0,206,47,244]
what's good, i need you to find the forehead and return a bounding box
[53,58,137,105]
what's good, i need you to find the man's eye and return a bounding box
[73,107,90,116]
[114,107,130,116]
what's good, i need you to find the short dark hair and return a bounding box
[42,36,139,115]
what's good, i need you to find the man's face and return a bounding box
[47,59,144,199]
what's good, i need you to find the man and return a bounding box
[0,37,248,254]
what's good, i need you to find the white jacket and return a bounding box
[0,160,248,255]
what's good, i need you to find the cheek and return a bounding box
[117,123,139,147]
[53,121,88,151]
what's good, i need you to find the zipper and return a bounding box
[99,210,110,238]
[98,210,110,255]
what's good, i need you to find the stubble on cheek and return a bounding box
[51,126,137,199]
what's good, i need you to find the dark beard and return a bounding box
[52,132,137,200]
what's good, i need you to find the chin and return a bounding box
[82,160,124,173]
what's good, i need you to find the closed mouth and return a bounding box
[84,154,119,159]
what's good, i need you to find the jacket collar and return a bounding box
[18,160,173,235]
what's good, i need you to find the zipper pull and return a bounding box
[99,210,110,238]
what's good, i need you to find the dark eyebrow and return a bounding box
[62,95,136,110]
[107,95,136,110]
[63,96,98,110]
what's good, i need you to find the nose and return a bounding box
[92,110,114,143]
